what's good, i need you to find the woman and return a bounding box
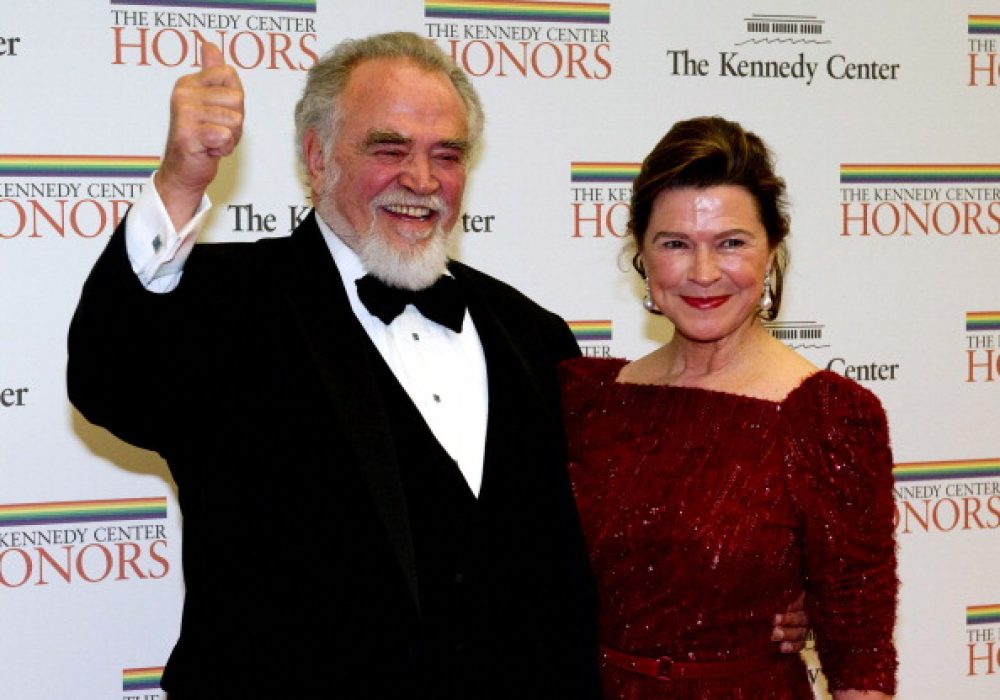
[560,116,898,699]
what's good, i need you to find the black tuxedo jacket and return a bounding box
[68,212,599,699]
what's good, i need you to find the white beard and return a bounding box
[355,216,450,290]
[315,168,453,291]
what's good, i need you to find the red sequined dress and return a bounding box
[560,357,898,699]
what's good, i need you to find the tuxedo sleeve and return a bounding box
[67,214,247,455]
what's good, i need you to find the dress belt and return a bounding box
[600,645,778,681]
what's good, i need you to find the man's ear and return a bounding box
[302,128,327,195]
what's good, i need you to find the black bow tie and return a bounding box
[356,274,466,333]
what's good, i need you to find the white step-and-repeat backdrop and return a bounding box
[2,1,998,698]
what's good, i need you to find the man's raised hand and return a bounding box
[155,42,244,230]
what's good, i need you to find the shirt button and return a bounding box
[411,332,420,341]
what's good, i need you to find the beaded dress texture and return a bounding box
[560,357,898,699]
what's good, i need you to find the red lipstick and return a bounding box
[681,295,729,310]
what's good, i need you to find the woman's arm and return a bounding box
[789,375,899,696]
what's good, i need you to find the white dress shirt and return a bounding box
[124,176,489,496]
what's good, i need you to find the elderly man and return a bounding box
[69,31,804,699]
[69,32,598,699]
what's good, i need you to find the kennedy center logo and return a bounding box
[569,320,612,357]
[968,15,1000,87]
[109,0,317,70]
[839,165,1000,238]
[765,321,828,350]
[123,666,164,698]
[569,162,635,238]
[767,321,901,383]
[0,155,157,240]
[967,604,1000,677]
[665,12,900,85]
[893,459,1000,535]
[740,14,827,44]
[0,497,170,587]
[424,0,612,79]
[964,311,1000,382]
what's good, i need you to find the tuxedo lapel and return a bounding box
[276,212,419,612]
[449,264,552,500]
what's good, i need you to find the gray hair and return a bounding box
[293,31,485,170]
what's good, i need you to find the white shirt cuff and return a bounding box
[125,172,211,292]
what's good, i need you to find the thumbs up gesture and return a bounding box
[155,42,244,230]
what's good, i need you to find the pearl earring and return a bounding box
[643,277,658,313]
[759,273,773,312]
